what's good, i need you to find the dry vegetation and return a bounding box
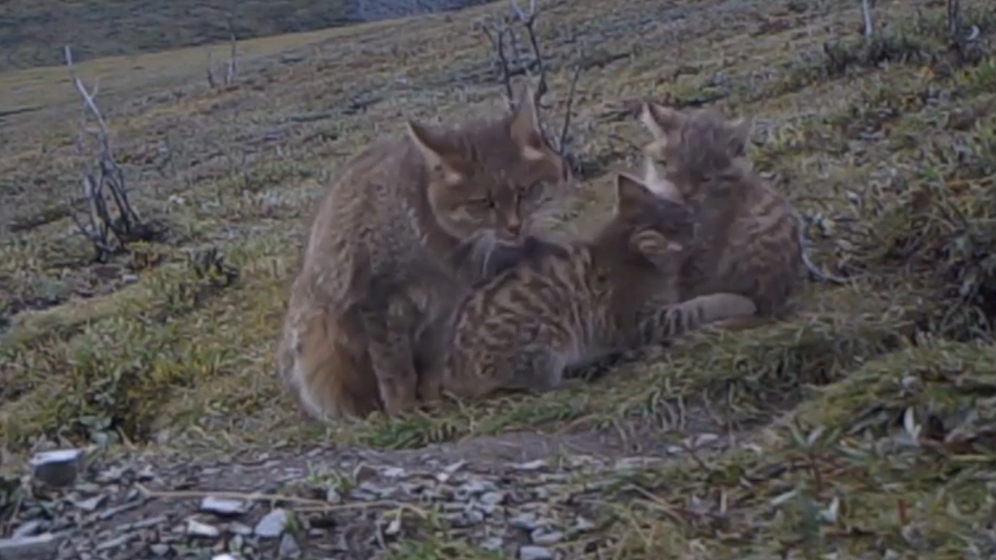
[2,0,996,557]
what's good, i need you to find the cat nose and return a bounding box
[506,222,522,235]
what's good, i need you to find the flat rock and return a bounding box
[186,518,221,538]
[29,449,85,487]
[519,545,554,560]
[254,508,289,538]
[200,496,250,516]
[0,533,65,559]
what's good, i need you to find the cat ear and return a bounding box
[406,120,465,185]
[615,173,656,215]
[640,157,681,200]
[639,102,684,143]
[726,117,753,156]
[508,84,547,162]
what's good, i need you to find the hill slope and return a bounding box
[1,0,996,558]
[0,0,495,71]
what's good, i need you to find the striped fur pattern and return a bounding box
[277,85,574,421]
[638,102,803,319]
[417,173,757,402]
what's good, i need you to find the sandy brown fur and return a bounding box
[417,173,758,403]
[638,102,803,320]
[278,86,574,421]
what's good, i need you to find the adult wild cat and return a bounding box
[278,86,573,421]
[637,102,803,321]
[417,172,758,403]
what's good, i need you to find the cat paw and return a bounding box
[719,293,758,318]
[381,388,420,417]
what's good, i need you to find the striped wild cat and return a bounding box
[416,172,758,403]
[277,85,575,421]
[638,102,804,327]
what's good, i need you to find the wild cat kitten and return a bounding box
[638,102,803,324]
[416,172,758,403]
[277,85,575,421]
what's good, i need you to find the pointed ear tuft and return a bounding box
[639,102,684,141]
[640,157,681,200]
[726,117,753,157]
[406,120,464,184]
[615,173,654,214]
[407,120,443,165]
[508,83,545,155]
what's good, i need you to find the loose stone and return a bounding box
[200,496,250,516]
[29,449,86,488]
[254,509,289,538]
[519,545,554,560]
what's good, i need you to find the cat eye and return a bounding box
[519,180,544,197]
[470,198,496,209]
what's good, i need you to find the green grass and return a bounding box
[0,0,358,72]
[2,0,996,557]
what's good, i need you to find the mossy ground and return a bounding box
[2,0,996,557]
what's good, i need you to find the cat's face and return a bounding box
[638,102,752,201]
[407,87,573,256]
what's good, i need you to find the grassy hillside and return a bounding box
[2,0,996,557]
[0,0,367,72]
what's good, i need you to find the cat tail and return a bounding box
[277,304,383,422]
[635,293,758,345]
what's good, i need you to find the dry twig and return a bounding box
[946,0,982,63]
[63,45,162,263]
[207,15,239,88]
[476,0,585,172]
[860,0,875,38]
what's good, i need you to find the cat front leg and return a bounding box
[635,292,757,345]
[708,314,771,331]
[359,293,421,417]
[505,346,568,393]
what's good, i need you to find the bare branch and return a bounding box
[225,16,238,86]
[509,0,548,101]
[556,60,582,155]
[947,0,960,41]
[64,46,111,145]
[63,45,163,262]
[205,15,239,89]
[860,0,874,38]
[207,52,218,88]
[477,20,516,109]
[477,0,586,173]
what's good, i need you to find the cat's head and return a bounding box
[638,102,752,201]
[609,172,695,271]
[406,85,574,255]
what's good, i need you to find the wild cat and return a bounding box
[416,172,758,403]
[638,101,804,325]
[277,85,575,420]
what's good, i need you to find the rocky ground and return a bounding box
[3,425,757,559]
